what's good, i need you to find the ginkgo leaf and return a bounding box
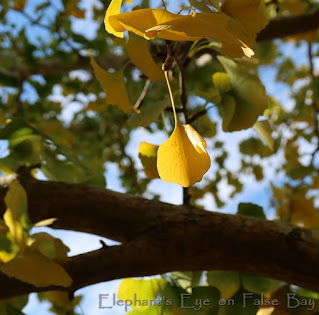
[218,56,268,131]
[0,249,72,287]
[189,0,213,13]
[207,0,220,10]
[254,120,274,151]
[212,72,232,93]
[127,99,169,128]
[91,58,132,114]
[206,270,240,299]
[118,278,165,310]
[105,0,124,37]
[221,0,268,41]
[278,0,308,15]
[127,32,164,82]
[29,232,70,261]
[4,180,30,249]
[157,121,211,187]
[138,142,159,179]
[33,218,57,227]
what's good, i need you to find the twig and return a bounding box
[133,79,151,112]
[188,109,208,124]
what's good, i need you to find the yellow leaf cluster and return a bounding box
[105,0,269,58]
[0,180,72,287]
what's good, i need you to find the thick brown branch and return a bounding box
[257,9,319,42]
[0,170,319,297]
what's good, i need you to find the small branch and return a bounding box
[188,109,208,124]
[133,79,151,112]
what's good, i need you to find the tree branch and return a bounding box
[0,170,319,297]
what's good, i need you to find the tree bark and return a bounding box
[0,168,318,298]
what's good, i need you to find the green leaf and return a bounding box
[127,99,169,128]
[212,72,232,94]
[241,274,280,295]
[237,203,266,219]
[254,120,274,151]
[206,270,240,299]
[217,56,268,131]
[217,94,236,131]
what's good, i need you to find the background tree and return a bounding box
[0,0,319,314]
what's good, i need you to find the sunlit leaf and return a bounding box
[127,32,164,82]
[138,142,159,179]
[221,0,268,41]
[118,278,165,310]
[29,232,70,261]
[91,58,132,113]
[254,120,274,151]
[105,0,124,37]
[4,180,30,249]
[157,121,211,187]
[0,249,72,287]
[212,72,232,94]
[33,218,57,227]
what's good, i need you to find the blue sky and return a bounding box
[1,0,318,314]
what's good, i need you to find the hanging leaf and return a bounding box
[91,58,132,113]
[127,32,164,82]
[189,0,213,13]
[138,142,160,179]
[157,121,211,187]
[254,120,274,151]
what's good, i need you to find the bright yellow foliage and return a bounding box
[0,249,72,287]
[138,142,160,179]
[105,0,269,57]
[105,0,124,37]
[91,58,132,113]
[157,121,211,187]
[127,32,164,82]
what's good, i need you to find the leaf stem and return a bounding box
[164,71,178,124]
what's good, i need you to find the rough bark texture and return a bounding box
[0,168,318,299]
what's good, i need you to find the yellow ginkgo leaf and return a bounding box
[91,58,132,114]
[138,141,159,179]
[221,0,268,41]
[107,7,254,58]
[127,32,164,82]
[4,180,30,249]
[105,0,124,37]
[0,249,72,287]
[157,121,211,187]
